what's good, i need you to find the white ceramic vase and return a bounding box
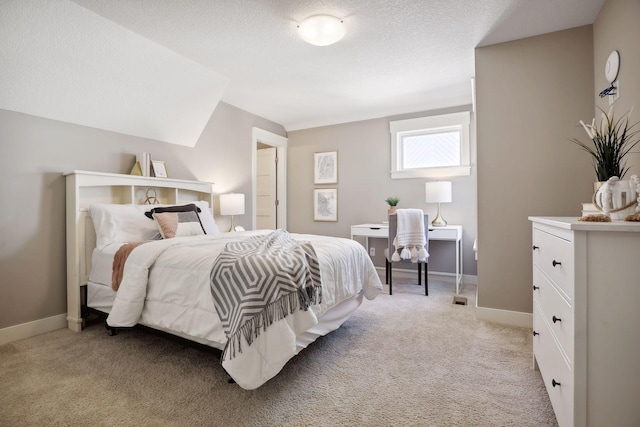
[593,176,640,220]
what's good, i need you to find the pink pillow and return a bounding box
[152,211,205,239]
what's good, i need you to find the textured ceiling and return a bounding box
[0,0,228,147]
[7,0,606,137]
[70,0,605,131]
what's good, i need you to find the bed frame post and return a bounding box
[66,173,83,332]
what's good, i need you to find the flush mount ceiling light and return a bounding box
[298,15,345,46]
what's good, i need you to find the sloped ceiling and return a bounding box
[0,0,228,147]
[0,0,606,145]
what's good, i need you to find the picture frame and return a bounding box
[314,151,338,184]
[314,188,338,222]
[151,160,168,178]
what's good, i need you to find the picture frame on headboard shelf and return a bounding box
[151,160,168,178]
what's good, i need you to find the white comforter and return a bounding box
[106,230,382,389]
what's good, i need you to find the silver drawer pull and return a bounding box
[552,316,561,323]
[552,260,562,267]
[552,379,561,387]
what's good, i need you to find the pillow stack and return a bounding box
[145,204,205,239]
[89,201,220,248]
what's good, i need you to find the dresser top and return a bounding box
[529,216,640,232]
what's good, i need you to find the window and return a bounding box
[390,111,471,179]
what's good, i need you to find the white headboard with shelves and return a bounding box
[64,170,215,331]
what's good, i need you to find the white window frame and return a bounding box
[390,111,471,179]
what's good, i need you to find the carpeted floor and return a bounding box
[0,275,557,427]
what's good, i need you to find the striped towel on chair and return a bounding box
[392,209,428,263]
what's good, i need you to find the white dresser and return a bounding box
[529,217,640,427]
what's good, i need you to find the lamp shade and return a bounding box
[425,181,452,203]
[298,15,345,46]
[219,193,245,216]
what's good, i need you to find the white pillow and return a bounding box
[89,204,161,250]
[198,207,220,235]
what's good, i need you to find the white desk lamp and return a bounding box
[425,181,452,227]
[219,193,245,232]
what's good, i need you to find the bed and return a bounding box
[65,170,382,389]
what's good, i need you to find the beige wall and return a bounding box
[287,106,478,278]
[0,102,285,329]
[475,26,595,313]
[593,0,640,178]
[5,0,636,331]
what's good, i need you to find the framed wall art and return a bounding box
[314,188,338,221]
[314,151,338,184]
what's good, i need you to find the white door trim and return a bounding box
[252,127,287,230]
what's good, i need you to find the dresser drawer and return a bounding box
[533,228,574,301]
[534,302,574,427]
[533,267,574,363]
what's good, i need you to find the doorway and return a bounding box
[251,127,287,230]
[256,146,277,229]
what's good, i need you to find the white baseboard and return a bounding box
[375,266,478,286]
[0,313,68,346]
[462,274,477,285]
[475,306,532,328]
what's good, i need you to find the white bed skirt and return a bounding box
[86,281,364,353]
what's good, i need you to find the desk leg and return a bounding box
[455,239,461,295]
[351,234,370,254]
[456,240,460,295]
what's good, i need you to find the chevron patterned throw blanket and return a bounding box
[210,230,322,361]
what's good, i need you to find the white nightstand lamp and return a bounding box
[425,181,452,227]
[220,193,245,232]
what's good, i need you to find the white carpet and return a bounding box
[0,276,556,426]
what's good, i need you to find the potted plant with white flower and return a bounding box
[571,107,640,219]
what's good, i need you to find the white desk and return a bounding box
[351,223,463,294]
